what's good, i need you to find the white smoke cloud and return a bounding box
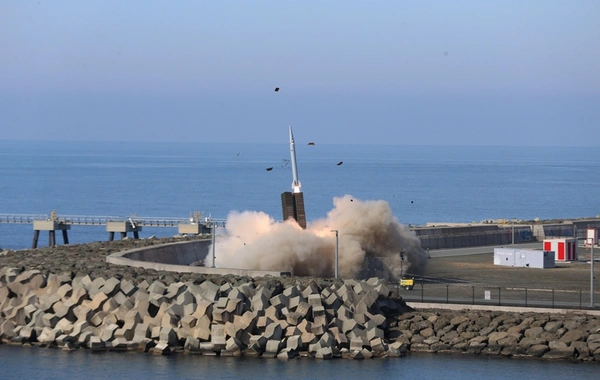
[204,195,427,279]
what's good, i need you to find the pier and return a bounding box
[0,211,226,248]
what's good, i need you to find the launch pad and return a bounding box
[281,191,306,229]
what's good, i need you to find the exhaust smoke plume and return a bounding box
[203,195,428,278]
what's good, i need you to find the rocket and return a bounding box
[289,126,302,194]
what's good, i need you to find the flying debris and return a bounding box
[411,201,414,203]
[236,152,240,156]
[308,142,315,146]
[266,167,273,171]
[274,87,280,92]
[337,161,343,166]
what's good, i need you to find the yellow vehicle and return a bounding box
[400,275,414,290]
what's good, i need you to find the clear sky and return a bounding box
[1,1,599,146]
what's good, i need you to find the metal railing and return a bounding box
[0,214,49,224]
[0,213,227,228]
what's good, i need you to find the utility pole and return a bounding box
[331,230,339,279]
[511,218,515,245]
[400,250,405,276]
[591,237,595,308]
[211,220,216,268]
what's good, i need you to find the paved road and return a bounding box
[400,294,588,310]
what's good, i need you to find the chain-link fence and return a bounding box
[393,280,596,310]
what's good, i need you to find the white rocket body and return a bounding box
[289,126,302,193]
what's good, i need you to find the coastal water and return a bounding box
[1,141,599,250]
[1,141,600,376]
[1,345,598,380]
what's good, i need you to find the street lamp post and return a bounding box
[400,250,405,277]
[590,237,595,308]
[511,218,515,245]
[331,230,339,279]
[211,220,216,268]
[578,237,595,308]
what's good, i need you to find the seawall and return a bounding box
[118,239,211,266]
[106,239,291,277]
[414,218,600,250]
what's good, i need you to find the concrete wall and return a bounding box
[106,239,291,277]
[414,225,534,250]
[535,223,575,240]
[122,239,210,265]
[573,220,600,239]
[532,220,600,241]
[414,219,600,250]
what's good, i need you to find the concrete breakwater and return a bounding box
[0,267,411,359]
[2,266,600,362]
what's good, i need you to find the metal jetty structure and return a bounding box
[0,211,226,248]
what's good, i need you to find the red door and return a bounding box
[558,242,565,261]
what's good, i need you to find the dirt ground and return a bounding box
[422,248,599,291]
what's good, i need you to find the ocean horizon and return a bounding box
[1,141,599,250]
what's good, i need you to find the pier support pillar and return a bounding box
[32,220,70,248]
[107,221,142,241]
[32,230,40,249]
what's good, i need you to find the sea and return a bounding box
[1,140,600,377]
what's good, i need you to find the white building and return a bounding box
[543,238,577,261]
[493,247,555,269]
[587,228,598,246]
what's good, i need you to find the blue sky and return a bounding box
[1,1,599,146]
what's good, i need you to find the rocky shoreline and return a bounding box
[1,238,600,362]
[397,309,600,361]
